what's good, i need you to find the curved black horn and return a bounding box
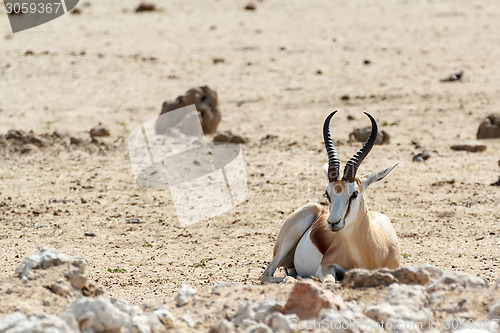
[323,110,340,182]
[343,112,378,182]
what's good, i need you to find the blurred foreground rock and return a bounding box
[1,249,499,333]
[160,86,221,134]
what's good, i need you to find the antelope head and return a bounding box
[322,111,399,232]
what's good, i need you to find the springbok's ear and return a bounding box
[323,163,329,180]
[361,162,399,190]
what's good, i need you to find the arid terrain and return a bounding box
[0,0,499,328]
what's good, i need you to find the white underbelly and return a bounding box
[294,227,322,277]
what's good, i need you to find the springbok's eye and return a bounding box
[350,191,359,200]
[323,191,331,202]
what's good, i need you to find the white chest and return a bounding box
[293,227,323,277]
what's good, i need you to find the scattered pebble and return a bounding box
[477,114,500,139]
[174,285,197,307]
[349,127,390,145]
[84,232,96,237]
[160,86,220,134]
[244,3,257,11]
[89,124,110,138]
[213,131,247,144]
[135,2,156,12]
[413,152,431,162]
[126,218,142,224]
[450,142,487,152]
[440,69,464,82]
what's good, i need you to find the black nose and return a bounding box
[328,219,341,226]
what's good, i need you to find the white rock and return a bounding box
[254,310,268,323]
[321,308,383,333]
[365,284,432,329]
[239,319,259,329]
[174,284,197,307]
[254,299,281,322]
[62,295,128,332]
[0,312,28,332]
[124,315,154,333]
[233,302,256,327]
[151,306,175,329]
[488,299,500,321]
[426,272,489,292]
[15,247,72,281]
[268,312,293,333]
[180,312,195,327]
[212,319,236,333]
[0,313,76,333]
[111,297,143,317]
[243,323,272,333]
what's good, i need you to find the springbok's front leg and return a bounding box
[260,203,326,283]
[316,264,346,283]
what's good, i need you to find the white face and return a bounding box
[324,180,362,232]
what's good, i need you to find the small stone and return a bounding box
[283,276,297,284]
[213,57,225,64]
[413,152,431,162]
[426,271,489,292]
[89,125,110,138]
[50,279,72,296]
[343,268,398,288]
[243,323,272,333]
[340,94,350,101]
[451,142,487,152]
[70,137,81,145]
[66,267,88,290]
[179,312,195,327]
[488,299,500,320]
[62,296,128,332]
[213,131,247,144]
[15,247,73,280]
[174,284,197,307]
[244,3,256,11]
[440,69,464,82]
[283,279,346,320]
[477,114,500,139]
[152,306,175,329]
[84,232,96,237]
[211,319,235,333]
[135,2,156,12]
[159,86,220,134]
[363,59,371,65]
[267,312,294,333]
[392,264,443,285]
[349,127,390,145]
[234,302,256,327]
[126,218,142,224]
[364,284,432,327]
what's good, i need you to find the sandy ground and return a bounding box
[0,0,499,310]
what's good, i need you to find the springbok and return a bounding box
[260,111,401,283]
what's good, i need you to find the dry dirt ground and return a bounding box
[0,0,499,313]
